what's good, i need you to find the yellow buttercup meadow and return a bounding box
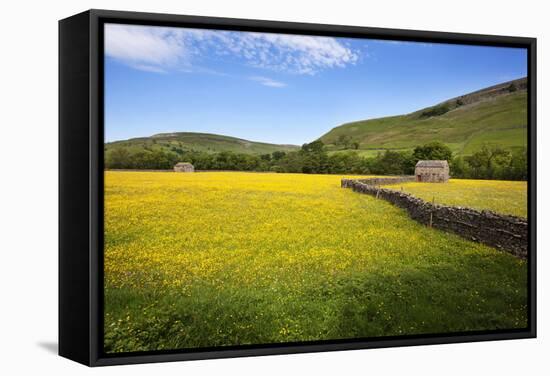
[104,171,527,353]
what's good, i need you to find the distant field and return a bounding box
[104,171,527,353]
[383,179,527,218]
[328,149,405,158]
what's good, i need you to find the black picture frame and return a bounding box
[59,9,537,367]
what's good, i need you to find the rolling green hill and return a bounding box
[320,77,527,157]
[105,132,299,156]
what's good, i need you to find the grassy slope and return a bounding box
[383,179,527,217]
[105,132,299,155]
[321,90,527,156]
[104,171,527,352]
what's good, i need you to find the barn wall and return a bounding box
[415,167,449,182]
[174,165,195,172]
[341,178,527,258]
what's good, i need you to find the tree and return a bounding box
[272,151,286,160]
[276,151,304,173]
[420,104,450,118]
[352,141,360,150]
[106,148,131,169]
[327,152,366,174]
[370,150,410,175]
[507,148,527,180]
[413,141,453,162]
[400,152,416,175]
[298,141,327,173]
[301,140,325,154]
[337,135,352,149]
[508,83,517,93]
[450,156,468,178]
[465,144,511,179]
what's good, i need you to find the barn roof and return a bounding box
[415,160,448,168]
[175,162,193,166]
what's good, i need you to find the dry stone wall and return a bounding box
[342,178,528,259]
[348,176,416,186]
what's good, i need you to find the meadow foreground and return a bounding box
[383,179,527,217]
[104,171,527,353]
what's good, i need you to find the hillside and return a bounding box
[320,77,527,157]
[105,132,299,156]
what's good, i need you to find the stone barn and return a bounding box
[173,162,195,173]
[415,160,449,182]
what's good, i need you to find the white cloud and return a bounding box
[104,24,189,72]
[229,33,359,75]
[131,64,168,73]
[249,76,287,88]
[105,23,359,75]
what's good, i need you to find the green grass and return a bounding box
[328,149,409,158]
[383,179,527,218]
[461,127,527,155]
[105,132,299,156]
[320,90,527,156]
[104,171,527,353]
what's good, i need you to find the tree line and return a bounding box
[105,141,527,181]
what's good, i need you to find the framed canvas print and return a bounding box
[59,9,536,366]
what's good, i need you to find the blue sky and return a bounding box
[104,23,527,144]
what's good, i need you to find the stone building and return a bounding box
[173,162,195,173]
[415,160,449,182]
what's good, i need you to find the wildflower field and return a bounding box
[104,171,527,353]
[383,179,527,218]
